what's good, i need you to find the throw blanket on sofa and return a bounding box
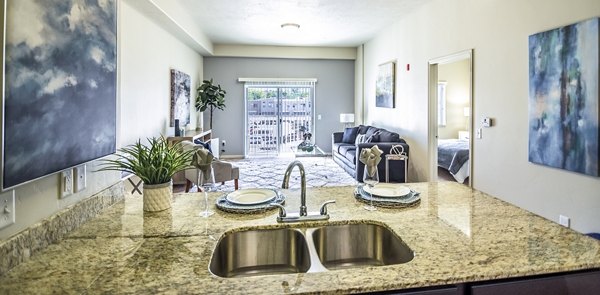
[437,139,469,175]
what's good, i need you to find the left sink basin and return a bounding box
[209,228,311,278]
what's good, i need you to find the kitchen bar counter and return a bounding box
[1,182,599,294]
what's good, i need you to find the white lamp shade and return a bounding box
[340,113,355,123]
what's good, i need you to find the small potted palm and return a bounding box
[99,136,194,212]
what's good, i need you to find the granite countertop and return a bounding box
[1,182,600,294]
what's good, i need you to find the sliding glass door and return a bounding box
[244,82,315,157]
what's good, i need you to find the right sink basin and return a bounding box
[308,223,414,270]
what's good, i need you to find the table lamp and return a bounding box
[340,113,355,128]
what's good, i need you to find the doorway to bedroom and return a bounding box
[428,50,473,186]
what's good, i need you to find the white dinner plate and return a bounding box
[226,189,277,205]
[362,183,411,198]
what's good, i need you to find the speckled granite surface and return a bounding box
[0,182,125,277]
[1,182,599,294]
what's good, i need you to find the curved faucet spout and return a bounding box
[281,160,307,216]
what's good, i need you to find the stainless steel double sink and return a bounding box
[209,222,414,278]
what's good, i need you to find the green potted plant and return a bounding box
[195,78,226,130]
[99,136,194,212]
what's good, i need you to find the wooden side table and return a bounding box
[385,154,408,183]
[167,129,212,145]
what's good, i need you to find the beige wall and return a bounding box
[0,1,204,240]
[120,0,204,144]
[360,0,600,233]
[438,59,470,139]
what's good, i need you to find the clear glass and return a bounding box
[198,165,215,217]
[363,167,379,211]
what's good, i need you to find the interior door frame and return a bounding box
[427,49,474,187]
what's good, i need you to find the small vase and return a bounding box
[143,181,173,212]
[174,119,181,136]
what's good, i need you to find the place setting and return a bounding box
[354,145,420,209]
[215,188,286,214]
[354,183,421,208]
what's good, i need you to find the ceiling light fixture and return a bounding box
[281,23,300,30]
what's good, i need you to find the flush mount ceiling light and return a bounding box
[280,23,300,30]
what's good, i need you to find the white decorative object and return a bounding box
[143,181,172,212]
[390,144,406,156]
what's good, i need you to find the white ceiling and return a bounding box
[177,0,428,47]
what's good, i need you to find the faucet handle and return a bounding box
[270,203,287,217]
[319,200,336,215]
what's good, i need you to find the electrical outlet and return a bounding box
[318,114,322,120]
[222,140,226,146]
[0,190,16,230]
[74,164,87,192]
[476,128,482,139]
[559,215,570,227]
[61,170,74,198]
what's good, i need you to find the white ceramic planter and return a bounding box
[142,181,173,212]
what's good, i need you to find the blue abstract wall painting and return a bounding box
[528,18,599,176]
[2,0,117,190]
[376,61,395,108]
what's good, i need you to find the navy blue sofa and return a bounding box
[332,125,409,183]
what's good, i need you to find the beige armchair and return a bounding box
[180,141,239,192]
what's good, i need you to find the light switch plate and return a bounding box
[0,190,16,230]
[61,170,73,198]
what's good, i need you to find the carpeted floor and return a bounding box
[183,156,357,192]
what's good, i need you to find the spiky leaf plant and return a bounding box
[98,136,194,185]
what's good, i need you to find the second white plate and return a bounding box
[362,183,411,198]
[225,188,277,205]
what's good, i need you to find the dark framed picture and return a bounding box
[376,61,396,108]
[170,69,191,127]
[528,17,599,176]
[1,0,117,190]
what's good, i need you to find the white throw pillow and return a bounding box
[355,134,367,145]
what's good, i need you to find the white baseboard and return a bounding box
[220,155,244,160]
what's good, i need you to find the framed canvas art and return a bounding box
[1,0,117,190]
[376,61,396,108]
[528,17,599,176]
[170,69,191,127]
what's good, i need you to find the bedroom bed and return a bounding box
[438,139,470,183]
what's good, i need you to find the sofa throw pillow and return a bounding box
[366,130,382,143]
[341,127,359,143]
[376,130,400,142]
[357,125,370,135]
[194,139,213,155]
[355,134,368,145]
[364,127,379,139]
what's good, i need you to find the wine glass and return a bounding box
[198,165,215,217]
[362,167,379,211]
